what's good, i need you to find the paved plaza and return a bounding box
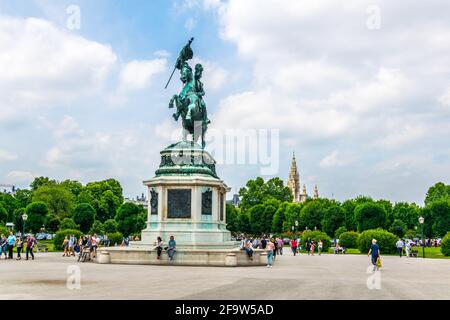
[0,252,449,300]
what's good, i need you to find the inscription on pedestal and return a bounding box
[168,189,191,218]
[202,190,212,215]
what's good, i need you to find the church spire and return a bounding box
[313,184,319,199]
[287,152,300,202]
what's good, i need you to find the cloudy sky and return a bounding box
[1,0,449,204]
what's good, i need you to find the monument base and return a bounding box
[97,246,268,267]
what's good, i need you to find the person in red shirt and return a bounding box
[26,235,36,260]
[290,239,298,256]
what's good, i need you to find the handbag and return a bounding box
[376,257,382,268]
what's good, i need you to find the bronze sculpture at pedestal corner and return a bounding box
[166,38,210,149]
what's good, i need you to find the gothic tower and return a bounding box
[287,153,300,202]
[313,184,319,199]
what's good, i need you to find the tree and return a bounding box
[393,202,420,229]
[354,202,387,232]
[225,204,239,233]
[282,203,302,232]
[14,189,33,209]
[89,220,104,235]
[238,177,292,212]
[30,176,56,191]
[334,226,348,239]
[0,193,20,219]
[425,182,450,207]
[248,204,266,235]
[389,219,407,238]
[429,200,450,238]
[76,190,94,206]
[85,179,124,205]
[60,218,79,231]
[25,202,49,233]
[0,204,7,224]
[237,211,251,235]
[115,203,145,237]
[376,199,393,228]
[72,203,96,233]
[341,200,357,231]
[300,200,325,230]
[61,180,83,197]
[272,202,290,234]
[96,190,121,222]
[45,214,61,233]
[32,185,75,218]
[103,219,118,233]
[321,204,345,237]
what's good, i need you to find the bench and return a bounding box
[36,245,48,253]
[334,247,346,254]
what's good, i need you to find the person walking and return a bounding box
[266,239,275,268]
[0,234,7,259]
[277,238,283,255]
[368,239,381,272]
[290,238,298,256]
[167,236,176,261]
[318,239,323,256]
[396,239,404,258]
[306,238,311,256]
[62,236,70,257]
[156,236,164,260]
[16,236,23,260]
[310,240,315,256]
[7,231,16,259]
[26,235,36,260]
[405,240,411,258]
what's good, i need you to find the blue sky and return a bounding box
[1,0,450,204]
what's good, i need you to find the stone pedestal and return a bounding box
[97,141,265,266]
[139,141,234,248]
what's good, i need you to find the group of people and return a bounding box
[62,234,101,261]
[0,232,37,261]
[289,238,324,256]
[239,236,284,268]
[154,236,177,261]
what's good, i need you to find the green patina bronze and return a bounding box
[154,141,218,178]
[167,38,210,149]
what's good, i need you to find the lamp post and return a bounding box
[22,213,28,238]
[419,216,425,259]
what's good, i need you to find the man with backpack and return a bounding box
[26,234,36,260]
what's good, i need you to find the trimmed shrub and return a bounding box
[334,226,347,239]
[60,218,79,230]
[300,230,331,251]
[339,231,360,248]
[358,229,397,254]
[441,232,450,256]
[103,219,118,233]
[106,232,123,246]
[53,229,83,251]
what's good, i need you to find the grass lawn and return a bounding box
[35,240,58,252]
[321,247,449,259]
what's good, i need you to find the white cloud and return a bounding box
[119,59,167,91]
[0,149,17,162]
[6,171,36,184]
[0,16,117,105]
[320,151,353,168]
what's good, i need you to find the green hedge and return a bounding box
[441,232,450,256]
[300,230,331,251]
[357,229,397,254]
[339,231,360,248]
[106,232,123,246]
[53,229,83,251]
